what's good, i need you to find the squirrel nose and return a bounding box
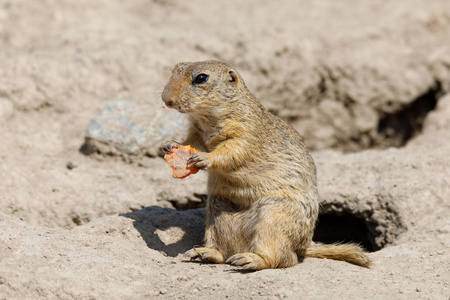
[162,90,175,108]
[165,99,174,108]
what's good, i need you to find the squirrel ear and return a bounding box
[227,70,238,83]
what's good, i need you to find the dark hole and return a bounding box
[377,83,441,147]
[313,213,378,252]
[169,200,205,210]
[169,193,207,210]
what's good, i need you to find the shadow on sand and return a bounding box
[121,206,206,257]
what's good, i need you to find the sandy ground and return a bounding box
[0,0,449,299]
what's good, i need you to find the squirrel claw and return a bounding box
[184,247,225,264]
[161,141,181,154]
[188,153,209,170]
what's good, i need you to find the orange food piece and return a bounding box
[164,145,200,179]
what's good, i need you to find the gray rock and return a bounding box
[84,99,190,160]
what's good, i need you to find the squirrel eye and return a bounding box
[193,73,209,85]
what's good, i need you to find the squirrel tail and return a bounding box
[304,242,372,268]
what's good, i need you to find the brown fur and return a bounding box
[162,60,372,270]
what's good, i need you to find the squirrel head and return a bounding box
[162,60,250,118]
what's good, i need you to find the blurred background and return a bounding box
[2,0,449,153]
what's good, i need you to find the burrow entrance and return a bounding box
[313,212,380,252]
[376,82,442,148]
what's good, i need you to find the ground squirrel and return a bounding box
[162,60,371,270]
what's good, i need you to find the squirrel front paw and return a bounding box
[161,141,181,154]
[188,152,210,170]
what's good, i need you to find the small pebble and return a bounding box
[66,162,76,170]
